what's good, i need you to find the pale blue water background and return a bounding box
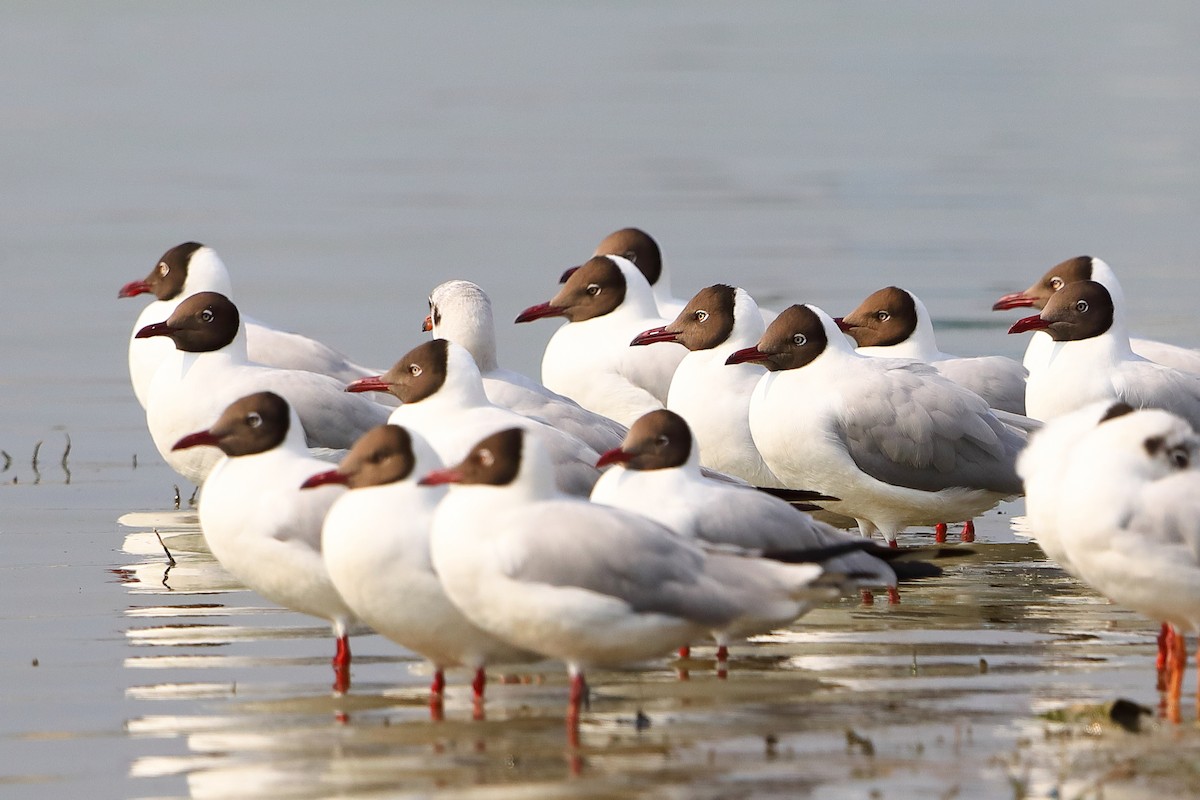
[3,2,1200,797]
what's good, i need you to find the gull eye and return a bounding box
[694,310,709,322]
[586,283,602,297]
[623,250,637,263]
[1074,300,1089,313]
[1050,276,1064,290]
[158,262,170,277]
[477,448,495,468]
[200,308,215,323]
[409,364,423,377]
[1170,446,1190,469]
[876,311,890,322]
[654,435,669,447]
[246,412,262,428]
[792,333,807,346]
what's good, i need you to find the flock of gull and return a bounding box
[119,229,1200,729]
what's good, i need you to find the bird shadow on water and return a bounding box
[113,508,1200,798]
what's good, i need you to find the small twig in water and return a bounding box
[61,434,71,485]
[173,485,181,510]
[189,486,199,507]
[154,529,177,567]
[32,441,42,484]
[132,453,137,469]
[1,450,11,472]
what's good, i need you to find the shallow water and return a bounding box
[4,2,1200,798]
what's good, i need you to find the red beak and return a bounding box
[172,430,220,451]
[135,321,175,339]
[119,280,151,299]
[559,266,580,283]
[833,317,851,333]
[725,346,768,365]
[345,376,391,393]
[1008,315,1051,334]
[300,469,349,490]
[422,315,433,333]
[418,467,463,486]
[595,448,634,468]
[515,302,567,323]
[992,292,1038,311]
[630,326,679,347]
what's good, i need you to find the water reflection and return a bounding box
[115,507,1178,798]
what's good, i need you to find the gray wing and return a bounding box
[262,369,392,450]
[934,356,1027,415]
[838,361,1024,494]
[1114,363,1200,432]
[497,500,745,627]
[689,486,896,584]
[244,318,381,383]
[487,373,629,453]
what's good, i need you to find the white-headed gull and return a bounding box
[423,279,627,453]
[1051,403,1200,709]
[1008,280,1200,427]
[172,391,358,692]
[728,304,1026,546]
[120,242,378,408]
[137,292,391,485]
[837,286,1027,414]
[994,255,1200,375]
[591,410,964,613]
[630,284,785,488]
[420,427,847,721]
[516,255,686,426]
[345,339,602,496]
[591,227,687,320]
[303,423,539,714]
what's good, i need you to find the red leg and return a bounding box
[934,523,947,543]
[429,693,445,722]
[887,586,901,605]
[568,672,588,715]
[431,668,446,696]
[678,646,690,659]
[332,635,351,694]
[860,589,875,605]
[716,644,728,679]
[960,520,976,543]
[887,539,899,550]
[1158,622,1170,690]
[472,667,487,701]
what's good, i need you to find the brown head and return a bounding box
[593,227,663,287]
[596,409,693,471]
[419,428,524,487]
[303,425,420,490]
[172,391,290,457]
[119,242,204,300]
[1007,280,1114,342]
[516,256,627,324]
[837,286,918,348]
[346,339,450,403]
[134,291,240,353]
[633,284,737,350]
[726,305,829,371]
[993,256,1094,311]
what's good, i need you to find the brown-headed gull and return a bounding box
[591,227,687,319]
[420,427,848,722]
[171,391,358,693]
[993,255,1200,375]
[837,286,1027,414]
[631,284,784,488]
[345,339,602,496]
[1008,280,1200,427]
[423,279,627,453]
[303,424,539,715]
[516,255,686,426]
[120,242,378,408]
[1050,404,1200,711]
[592,410,962,615]
[728,304,1025,546]
[137,292,391,485]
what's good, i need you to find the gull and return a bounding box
[172,391,357,693]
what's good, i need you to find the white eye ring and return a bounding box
[654,435,669,447]
[409,364,422,377]
[694,310,709,322]
[1050,277,1064,290]
[1170,447,1190,469]
[478,448,495,468]
[246,412,262,428]
[877,311,890,321]
[586,283,602,297]
[200,308,214,323]
[792,333,807,346]
[623,250,637,263]
[159,262,170,277]
[1074,300,1089,313]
